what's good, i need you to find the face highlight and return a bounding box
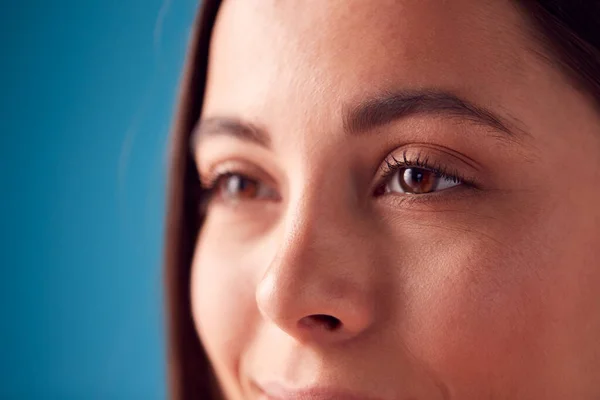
[190,1,600,399]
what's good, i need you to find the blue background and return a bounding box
[1,1,197,398]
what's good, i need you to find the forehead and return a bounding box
[202,0,535,135]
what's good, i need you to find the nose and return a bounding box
[255,193,380,345]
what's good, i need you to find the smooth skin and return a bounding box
[190,1,600,399]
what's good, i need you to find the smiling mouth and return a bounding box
[251,380,387,400]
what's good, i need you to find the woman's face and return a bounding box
[191,1,600,399]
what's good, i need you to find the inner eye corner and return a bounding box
[373,183,386,197]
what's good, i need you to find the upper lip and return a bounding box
[255,381,386,400]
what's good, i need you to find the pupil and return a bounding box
[227,175,243,192]
[402,168,435,193]
[412,170,424,183]
[223,174,258,199]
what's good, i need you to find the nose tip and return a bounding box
[255,266,376,345]
[254,187,381,346]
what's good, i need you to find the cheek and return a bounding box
[190,222,263,385]
[402,241,549,392]
[398,204,600,396]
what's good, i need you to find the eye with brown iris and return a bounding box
[385,167,461,195]
[212,172,283,203]
[400,168,436,194]
[217,174,260,200]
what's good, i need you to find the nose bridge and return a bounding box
[285,179,355,261]
[256,179,380,342]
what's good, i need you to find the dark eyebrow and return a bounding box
[192,116,272,149]
[343,89,526,139]
[193,90,526,150]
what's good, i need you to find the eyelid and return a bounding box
[199,159,274,189]
[372,145,483,194]
[194,137,283,186]
[197,159,286,210]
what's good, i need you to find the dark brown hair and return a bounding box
[164,1,600,399]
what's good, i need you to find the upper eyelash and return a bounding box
[201,170,234,191]
[198,170,241,207]
[201,151,476,204]
[380,150,473,187]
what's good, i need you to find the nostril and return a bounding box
[299,314,342,331]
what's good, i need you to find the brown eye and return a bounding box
[217,174,259,200]
[214,173,278,202]
[400,168,436,194]
[385,167,460,195]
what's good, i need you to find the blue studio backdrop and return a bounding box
[1,1,198,398]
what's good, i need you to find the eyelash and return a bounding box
[199,151,478,205]
[201,170,245,198]
[202,171,237,191]
[377,150,477,194]
[200,168,276,207]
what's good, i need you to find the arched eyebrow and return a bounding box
[193,89,528,150]
[343,89,528,140]
[192,116,272,149]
